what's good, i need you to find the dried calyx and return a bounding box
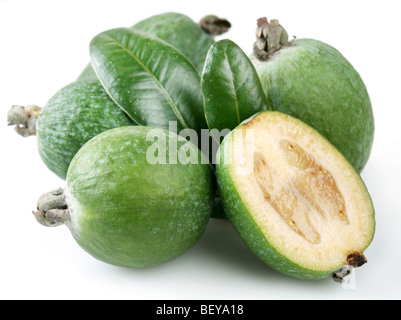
[33,188,70,227]
[332,252,368,283]
[7,105,42,137]
[253,17,291,61]
[200,15,231,36]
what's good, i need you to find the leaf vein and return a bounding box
[103,33,189,129]
[221,45,241,124]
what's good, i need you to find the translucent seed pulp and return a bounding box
[254,140,348,245]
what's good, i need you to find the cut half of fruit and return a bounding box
[216,111,375,280]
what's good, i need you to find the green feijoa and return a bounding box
[250,18,374,172]
[90,27,207,137]
[76,12,229,82]
[133,12,219,73]
[33,126,215,268]
[216,111,375,281]
[202,39,269,139]
[36,81,134,179]
[76,63,97,82]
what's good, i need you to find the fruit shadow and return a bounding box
[110,217,335,293]
[193,218,295,282]
[194,219,341,289]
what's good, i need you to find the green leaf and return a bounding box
[202,39,269,138]
[133,12,215,73]
[90,27,207,135]
[77,12,215,82]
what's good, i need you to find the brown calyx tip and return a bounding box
[257,17,268,28]
[34,188,70,227]
[347,252,367,268]
[253,17,290,61]
[7,105,41,137]
[200,15,231,36]
[331,252,368,284]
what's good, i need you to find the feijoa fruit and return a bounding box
[216,111,375,280]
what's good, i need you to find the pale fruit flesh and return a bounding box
[218,111,375,277]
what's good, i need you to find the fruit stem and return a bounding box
[200,15,231,36]
[253,17,290,61]
[7,105,41,137]
[33,188,70,227]
[332,252,368,284]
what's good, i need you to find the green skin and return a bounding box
[78,12,214,81]
[37,81,134,179]
[251,39,374,172]
[133,12,215,73]
[202,39,269,137]
[66,126,215,268]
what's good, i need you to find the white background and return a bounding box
[1,0,400,300]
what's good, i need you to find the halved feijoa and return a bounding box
[216,111,375,280]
